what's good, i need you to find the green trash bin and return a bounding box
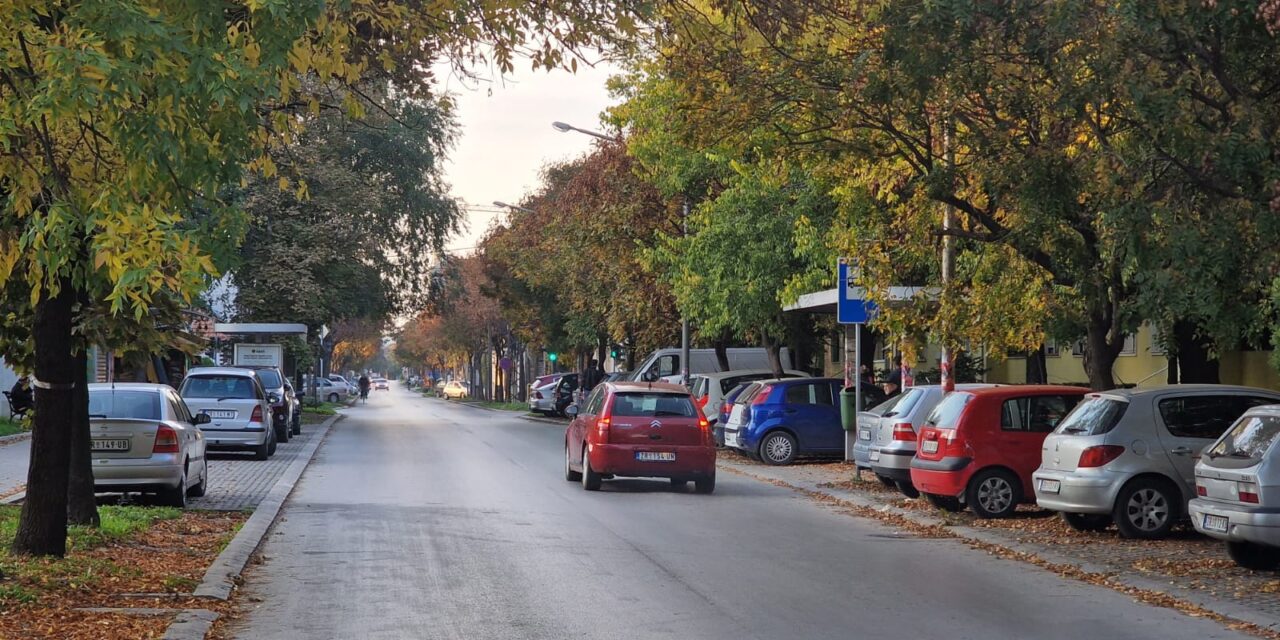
[840,386,859,431]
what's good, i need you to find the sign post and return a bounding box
[838,258,877,463]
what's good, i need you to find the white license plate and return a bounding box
[859,429,871,441]
[1202,514,1229,534]
[869,450,881,462]
[636,451,676,462]
[921,440,939,454]
[203,410,236,420]
[1038,479,1061,494]
[91,439,130,452]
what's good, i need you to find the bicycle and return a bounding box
[359,387,370,404]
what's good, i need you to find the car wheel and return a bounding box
[925,493,964,512]
[875,474,896,488]
[187,458,208,498]
[1227,541,1280,570]
[967,468,1021,519]
[694,473,716,494]
[160,467,187,508]
[564,443,582,482]
[581,447,602,491]
[327,393,340,403]
[254,438,271,461]
[1061,512,1111,532]
[895,480,920,498]
[276,423,290,444]
[1113,477,1178,539]
[291,413,301,435]
[267,431,278,457]
[759,431,797,466]
[670,478,689,491]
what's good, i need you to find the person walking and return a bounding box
[358,374,371,403]
[8,375,32,418]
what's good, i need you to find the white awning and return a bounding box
[213,323,309,335]
[783,287,939,313]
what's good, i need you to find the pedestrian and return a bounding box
[8,375,32,417]
[881,368,901,400]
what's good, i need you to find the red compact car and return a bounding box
[564,382,716,493]
[910,385,1088,518]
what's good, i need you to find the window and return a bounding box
[182,375,257,400]
[584,388,604,415]
[691,377,709,399]
[256,369,282,388]
[1158,395,1258,440]
[814,383,834,406]
[1119,333,1136,356]
[925,392,973,429]
[1054,397,1128,436]
[167,391,194,424]
[656,355,679,377]
[1071,339,1085,357]
[1002,395,1080,433]
[1209,415,1280,462]
[610,393,696,418]
[1045,339,1060,357]
[1149,325,1166,356]
[785,384,811,405]
[831,330,842,363]
[88,390,161,420]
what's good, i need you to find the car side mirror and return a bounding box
[193,413,211,425]
[565,404,580,418]
[268,393,280,404]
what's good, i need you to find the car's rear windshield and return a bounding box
[924,392,973,429]
[88,390,161,420]
[737,383,768,404]
[1208,414,1280,462]
[611,393,697,418]
[1054,396,1128,436]
[182,375,257,399]
[691,377,709,398]
[255,369,282,388]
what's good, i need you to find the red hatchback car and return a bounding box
[564,382,717,493]
[910,385,1088,518]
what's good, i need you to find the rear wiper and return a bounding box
[215,396,240,402]
[88,414,108,419]
[1062,426,1087,434]
[653,411,685,417]
[883,411,899,418]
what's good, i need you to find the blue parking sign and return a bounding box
[838,258,877,324]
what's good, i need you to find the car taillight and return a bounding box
[698,415,711,446]
[153,425,179,453]
[1239,481,1260,504]
[752,386,772,405]
[596,415,611,441]
[534,390,543,400]
[695,395,709,410]
[1196,485,1207,497]
[722,402,733,416]
[891,422,915,442]
[250,405,264,424]
[1077,445,1125,468]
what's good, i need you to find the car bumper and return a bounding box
[910,457,973,497]
[1032,469,1121,514]
[869,443,915,472]
[852,435,874,468]
[93,455,184,489]
[588,443,716,478]
[1189,498,1280,545]
[723,427,753,451]
[529,398,556,412]
[201,428,268,448]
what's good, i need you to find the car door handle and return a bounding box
[1171,446,1194,455]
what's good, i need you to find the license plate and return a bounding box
[636,451,676,462]
[922,440,938,454]
[869,450,881,462]
[1038,479,1061,494]
[1202,514,1229,533]
[202,410,236,420]
[91,439,130,452]
[859,429,871,441]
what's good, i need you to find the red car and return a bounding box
[564,381,716,493]
[910,385,1088,518]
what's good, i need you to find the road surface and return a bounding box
[231,388,1249,639]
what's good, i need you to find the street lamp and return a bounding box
[551,121,621,143]
[492,200,536,214]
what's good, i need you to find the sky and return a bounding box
[438,59,622,254]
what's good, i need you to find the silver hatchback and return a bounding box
[1190,405,1280,569]
[1034,385,1280,539]
[868,384,999,497]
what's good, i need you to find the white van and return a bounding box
[629,348,794,384]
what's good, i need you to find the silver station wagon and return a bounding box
[180,367,277,460]
[89,383,210,508]
[1034,385,1280,539]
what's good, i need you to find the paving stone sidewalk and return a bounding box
[719,453,1280,631]
[0,436,30,496]
[190,421,329,511]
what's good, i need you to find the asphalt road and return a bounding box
[231,388,1250,640]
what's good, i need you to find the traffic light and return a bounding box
[547,352,558,362]
[610,345,619,359]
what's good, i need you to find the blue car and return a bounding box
[723,377,884,465]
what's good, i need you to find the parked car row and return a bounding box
[89,364,311,508]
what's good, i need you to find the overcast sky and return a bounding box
[438,60,621,254]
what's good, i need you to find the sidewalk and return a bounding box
[718,453,1280,634]
[0,436,30,497]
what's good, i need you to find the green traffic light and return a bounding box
[548,352,557,362]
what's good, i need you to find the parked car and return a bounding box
[443,380,468,399]
[312,377,348,403]
[88,383,209,507]
[563,381,715,492]
[238,365,297,442]
[1190,404,1280,568]
[689,369,807,425]
[629,347,793,384]
[434,379,447,397]
[529,374,566,415]
[868,384,1001,497]
[1034,386,1280,538]
[849,382,908,472]
[373,378,390,391]
[714,382,757,446]
[180,367,276,460]
[328,374,357,395]
[911,385,1088,518]
[724,377,866,465]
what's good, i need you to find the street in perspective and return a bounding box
[6,1,1280,639]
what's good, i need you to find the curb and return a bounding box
[190,413,341,602]
[162,609,220,640]
[0,431,31,447]
[718,459,1280,632]
[435,397,567,425]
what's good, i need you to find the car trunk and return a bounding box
[856,411,881,445]
[1038,395,1130,473]
[90,418,161,460]
[916,392,975,462]
[607,392,704,447]
[186,398,261,430]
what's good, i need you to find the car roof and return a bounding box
[963,384,1090,398]
[1089,384,1280,399]
[87,382,171,392]
[186,367,257,378]
[1244,404,1280,418]
[237,365,282,371]
[607,381,690,395]
[693,369,807,380]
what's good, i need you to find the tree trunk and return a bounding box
[625,335,636,371]
[761,328,783,378]
[1025,345,1047,384]
[11,281,77,556]
[1167,356,1179,384]
[713,333,730,372]
[1082,317,1122,391]
[1173,320,1220,384]
[67,345,98,527]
